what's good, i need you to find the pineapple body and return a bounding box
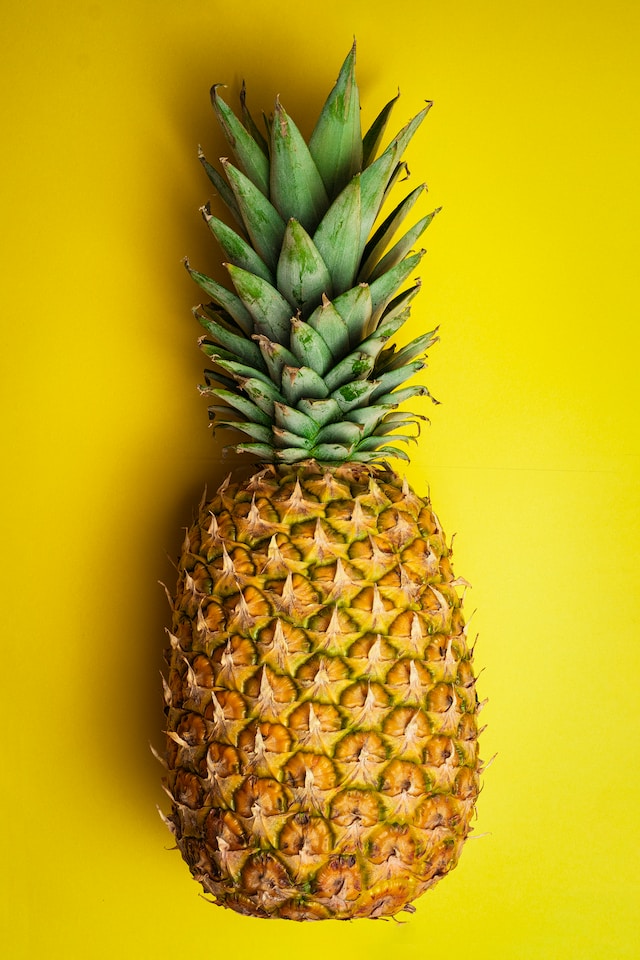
[162,45,484,919]
[165,461,480,919]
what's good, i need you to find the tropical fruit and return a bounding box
[161,44,483,920]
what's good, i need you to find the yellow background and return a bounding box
[2,1,639,957]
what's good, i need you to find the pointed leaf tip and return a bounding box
[309,44,362,197]
[212,87,270,195]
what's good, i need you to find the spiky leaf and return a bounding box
[189,48,439,466]
[330,378,380,413]
[332,284,373,346]
[226,264,293,344]
[270,101,329,232]
[369,250,425,319]
[198,148,245,231]
[297,397,342,426]
[272,427,313,450]
[315,420,364,445]
[207,387,272,425]
[309,42,362,196]
[213,420,273,444]
[222,160,286,271]
[240,81,269,156]
[194,309,263,368]
[362,91,399,166]
[203,208,274,284]
[186,260,254,335]
[368,211,438,283]
[306,296,351,359]
[277,219,333,314]
[289,316,334,376]
[273,402,319,439]
[313,175,362,295]
[211,86,270,194]
[323,351,375,392]
[358,184,427,280]
[281,365,330,404]
[253,335,299,382]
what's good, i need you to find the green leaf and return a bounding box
[207,387,272,425]
[274,402,319,439]
[275,446,312,463]
[198,148,246,232]
[357,326,395,360]
[376,327,439,371]
[198,337,245,366]
[358,184,427,281]
[237,375,285,415]
[369,251,425,320]
[194,309,263,368]
[372,384,429,406]
[308,42,362,197]
[197,367,237,391]
[366,444,410,462]
[368,210,438,283]
[281,365,330,404]
[344,405,396,433]
[387,102,432,163]
[357,104,431,253]
[270,100,329,232]
[310,442,354,461]
[211,85,270,195]
[313,175,362,295]
[358,148,400,254]
[333,283,373,346]
[200,346,240,370]
[375,281,421,330]
[222,160,286,272]
[213,420,273,444]
[240,80,269,156]
[202,208,274,284]
[357,434,416,452]
[315,420,364,445]
[362,91,399,167]
[289,316,333,377]
[185,260,254,335]
[369,307,411,345]
[226,264,293,344]
[307,296,351,359]
[198,301,243,331]
[297,397,341,426]
[253,334,299,382]
[373,413,425,437]
[199,344,238,366]
[233,442,276,459]
[272,427,313,450]
[383,160,410,205]
[330,379,380,413]
[213,356,274,388]
[277,219,333,315]
[323,351,375,392]
[371,360,425,396]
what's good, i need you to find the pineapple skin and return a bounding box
[164,460,481,920]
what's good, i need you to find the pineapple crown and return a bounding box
[187,43,440,464]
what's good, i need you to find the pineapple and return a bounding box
[162,44,483,920]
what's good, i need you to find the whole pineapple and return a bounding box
[162,45,483,920]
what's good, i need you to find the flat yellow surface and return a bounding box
[2,1,639,957]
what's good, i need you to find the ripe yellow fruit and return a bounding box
[163,463,482,919]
